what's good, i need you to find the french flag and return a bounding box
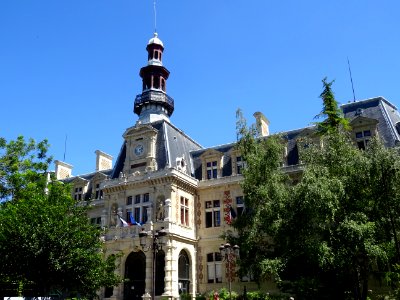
[118,215,130,227]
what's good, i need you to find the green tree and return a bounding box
[0,136,51,202]
[315,77,349,133]
[234,110,400,300]
[233,109,289,284]
[0,136,120,298]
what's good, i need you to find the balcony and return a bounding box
[134,90,174,116]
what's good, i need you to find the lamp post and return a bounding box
[219,243,239,300]
[139,227,168,300]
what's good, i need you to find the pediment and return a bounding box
[91,172,109,182]
[350,116,379,127]
[70,176,89,186]
[199,149,223,159]
[123,123,158,139]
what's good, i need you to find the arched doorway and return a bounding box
[178,250,190,295]
[124,251,146,300]
[155,250,166,296]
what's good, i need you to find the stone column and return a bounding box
[162,239,174,297]
[145,250,153,295]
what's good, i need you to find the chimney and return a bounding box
[95,150,113,171]
[253,112,270,137]
[54,160,73,180]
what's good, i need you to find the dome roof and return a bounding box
[148,32,164,47]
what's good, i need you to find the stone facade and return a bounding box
[58,32,400,300]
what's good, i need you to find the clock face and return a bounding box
[134,144,144,156]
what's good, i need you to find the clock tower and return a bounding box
[122,124,158,175]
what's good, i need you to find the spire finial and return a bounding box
[153,0,157,33]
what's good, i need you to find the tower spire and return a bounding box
[133,33,174,123]
[153,0,157,33]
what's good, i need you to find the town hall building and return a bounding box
[53,32,400,300]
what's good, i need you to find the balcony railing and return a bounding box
[134,90,174,107]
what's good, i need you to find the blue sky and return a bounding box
[1,1,399,175]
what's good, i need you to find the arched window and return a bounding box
[154,76,160,89]
[161,79,166,92]
[124,251,146,300]
[178,250,190,294]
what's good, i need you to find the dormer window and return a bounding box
[355,130,371,150]
[200,149,223,180]
[207,161,218,179]
[74,187,83,200]
[94,183,103,200]
[236,156,244,175]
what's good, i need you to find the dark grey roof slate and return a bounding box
[342,97,400,147]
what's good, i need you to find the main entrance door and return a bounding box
[124,251,146,300]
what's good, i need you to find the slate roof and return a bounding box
[342,97,400,147]
[110,120,203,179]
[65,97,399,184]
[190,143,237,180]
[62,169,113,200]
[189,97,400,180]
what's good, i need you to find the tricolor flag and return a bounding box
[128,211,142,226]
[226,205,237,224]
[118,215,130,227]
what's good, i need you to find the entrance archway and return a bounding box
[155,250,166,296]
[124,251,146,300]
[178,250,190,294]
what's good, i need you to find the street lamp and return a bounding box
[139,227,168,300]
[219,243,240,300]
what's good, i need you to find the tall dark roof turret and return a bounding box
[134,32,174,123]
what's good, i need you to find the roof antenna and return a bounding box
[63,134,67,162]
[153,0,157,33]
[347,57,356,102]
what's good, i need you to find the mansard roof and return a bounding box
[342,97,400,147]
[189,97,400,180]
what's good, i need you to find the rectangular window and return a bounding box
[205,200,221,228]
[74,186,83,201]
[95,183,101,199]
[135,195,141,204]
[180,197,189,226]
[143,193,150,202]
[134,207,141,223]
[206,161,218,179]
[236,196,244,216]
[236,156,243,174]
[142,206,148,224]
[207,253,222,283]
[206,211,213,228]
[127,196,133,205]
[214,211,221,227]
[90,217,102,226]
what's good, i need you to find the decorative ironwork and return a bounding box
[134,90,174,116]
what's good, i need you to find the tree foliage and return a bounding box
[234,110,400,299]
[234,109,289,284]
[315,77,350,133]
[0,136,52,202]
[0,136,120,298]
